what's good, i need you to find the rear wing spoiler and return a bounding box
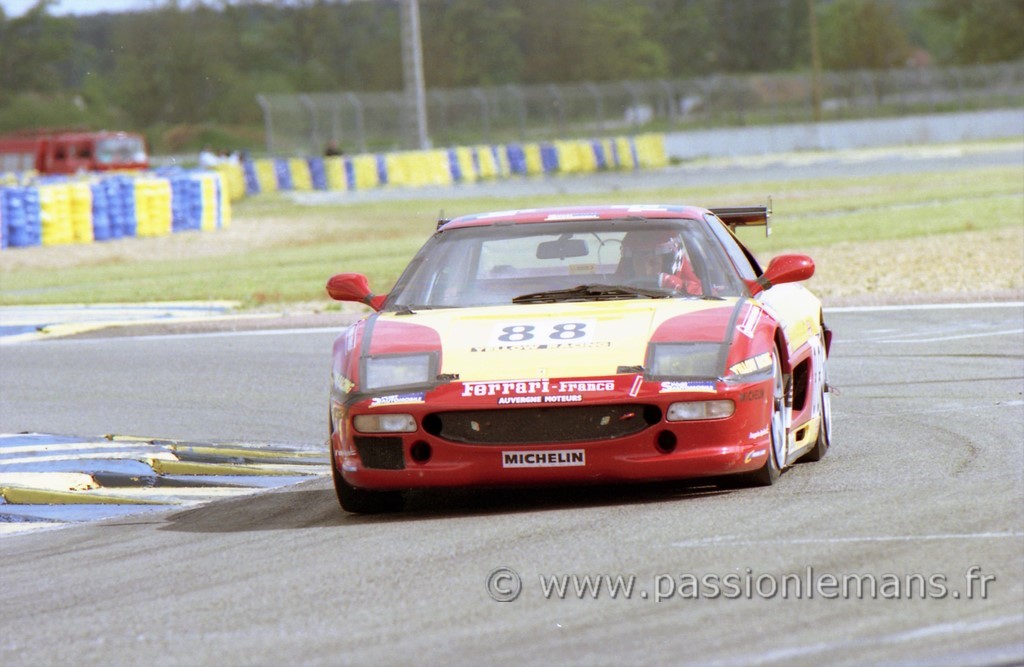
[710,200,772,237]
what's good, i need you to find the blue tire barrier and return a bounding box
[308,157,328,190]
[1,187,40,248]
[274,158,293,191]
[592,140,608,170]
[0,169,232,250]
[243,160,260,195]
[540,143,559,173]
[344,158,356,191]
[121,176,138,238]
[1,134,666,250]
[225,133,663,196]
[183,176,202,232]
[90,181,112,241]
[447,149,463,183]
[471,149,482,180]
[610,140,622,168]
[13,187,42,247]
[628,138,640,168]
[506,144,527,175]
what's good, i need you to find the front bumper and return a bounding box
[330,375,773,490]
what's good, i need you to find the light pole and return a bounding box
[400,0,430,149]
[808,0,823,122]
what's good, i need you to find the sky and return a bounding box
[0,0,165,16]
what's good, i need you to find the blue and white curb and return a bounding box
[0,301,247,344]
[0,433,328,536]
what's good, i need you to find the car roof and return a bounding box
[442,204,709,230]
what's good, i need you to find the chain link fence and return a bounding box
[257,61,1024,157]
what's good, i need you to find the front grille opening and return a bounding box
[410,440,432,464]
[422,413,442,436]
[426,404,659,445]
[353,436,405,470]
[656,430,677,454]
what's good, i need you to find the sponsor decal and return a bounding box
[472,341,611,352]
[342,326,359,353]
[809,336,827,418]
[502,450,586,468]
[737,388,765,402]
[543,394,583,403]
[497,396,542,405]
[330,403,346,430]
[461,379,614,398]
[544,213,599,221]
[624,205,672,213]
[729,352,772,376]
[557,380,615,393]
[736,306,762,339]
[369,392,426,408]
[333,373,355,395]
[744,448,768,464]
[496,395,584,405]
[629,375,643,397]
[660,381,717,394]
[474,209,536,219]
[748,426,770,439]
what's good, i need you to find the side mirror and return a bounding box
[326,273,386,311]
[746,254,814,295]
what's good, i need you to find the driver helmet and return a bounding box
[621,231,684,277]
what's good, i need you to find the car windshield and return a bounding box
[95,136,147,165]
[385,218,747,310]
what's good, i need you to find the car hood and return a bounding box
[370,298,744,382]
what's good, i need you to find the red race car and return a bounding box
[326,204,832,513]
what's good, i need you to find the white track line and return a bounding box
[706,614,1024,667]
[671,531,1024,549]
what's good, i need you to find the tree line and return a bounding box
[1,0,1020,150]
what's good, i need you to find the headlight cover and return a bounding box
[353,413,417,433]
[362,353,436,391]
[667,400,735,421]
[647,342,721,379]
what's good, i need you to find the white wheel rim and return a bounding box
[821,384,832,445]
[770,353,786,468]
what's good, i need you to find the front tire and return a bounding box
[331,461,404,514]
[329,413,404,514]
[734,346,787,487]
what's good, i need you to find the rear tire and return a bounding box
[798,372,831,463]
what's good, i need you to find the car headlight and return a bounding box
[353,414,417,433]
[363,353,436,391]
[647,343,721,379]
[667,400,735,421]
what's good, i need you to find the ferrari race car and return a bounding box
[326,204,832,513]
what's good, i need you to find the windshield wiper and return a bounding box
[512,284,672,304]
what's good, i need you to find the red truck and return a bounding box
[0,129,149,174]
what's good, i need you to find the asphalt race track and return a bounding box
[0,300,1021,666]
